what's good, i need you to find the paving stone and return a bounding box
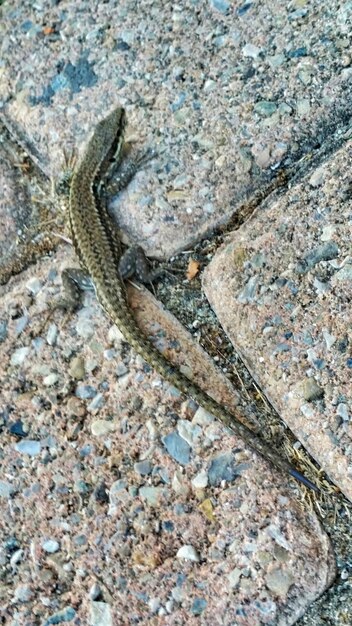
[203,140,352,501]
[0,250,335,625]
[1,1,352,260]
[0,0,348,623]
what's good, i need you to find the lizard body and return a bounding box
[68,107,318,492]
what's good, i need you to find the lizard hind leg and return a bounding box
[105,147,156,197]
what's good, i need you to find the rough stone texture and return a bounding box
[0,0,349,623]
[0,251,335,625]
[1,0,352,258]
[203,140,352,501]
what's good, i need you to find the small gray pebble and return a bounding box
[46,323,59,346]
[208,452,239,486]
[88,393,105,411]
[26,277,42,295]
[254,101,277,117]
[0,480,15,498]
[14,584,34,603]
[337,403,349,421]
[15,440,41,456]
[209,0,230,14]
[0,319,8,343]
[76,385,97,399]
[10,346,31,366]
[116,363,129,377]
[162,431,191,465]
[134,460,153,476]
[43,606,76,625]
[90,601,113,626]
[42,539,60,553]
[15,315,29,336]
[301,378,325,402]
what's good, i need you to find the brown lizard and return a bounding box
[62,106,319,492]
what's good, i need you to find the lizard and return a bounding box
[61,106,319,493]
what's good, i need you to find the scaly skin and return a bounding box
[68,107,319,492]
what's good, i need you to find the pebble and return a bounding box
[337,403,349,421]
[108,479,129,514]
[172,174,190,189]
[91,419,115,436]
[76,317,95,340]
[268,53,286,68]
[26,277,42,295]
[43,606,76,625]
[191,470,209,489]
[43,373,59,387]
[332,263,352,283]
[237,2,253,16]
[75,384,97,399]
[322,329,336,350]
[238,276,259,303]
[134,460,153,476]
[46,323,59,346]
[68,356,86,379]
[90,601,113,626]
[289,9,308,21]
[265,567,294,596]
[93,482,109,504]
[321,225,336,241]
[139,486,165,507]
[9,419,27,437]
[10,548,24,568]
[162,431,191,465]
[0,480,15,498]
[227,568,242,588]
[309,166,325,188]
[176,544,200,562]
[177,420,202,446]
[191,598,207,615]
[42,539,60,553]
[15,315,29,336]
[300,403,315,419]
[14,584,33,603]
[298,70,312,85]
[296,98,311,116]
[88,392,105,411]
[89,582,102,601]
[0,318,8,343]
[209,0,230,14]
[253,101,277,117]
[10,346,30,366]
[296,242,339,274]
[172,471,190,497]
[148,597,161,613]
[146,419,158,440]
[301,378,325,402]
[116,362,128,377]
[108,325,124,344]
[15,440,41,456]
[103,348,116,361]
[74,480,92,496]
[278,103,293,115]
[242,43,262,59]
[313,278,329,295]
[208,451,238,486]
[192,407,214,426]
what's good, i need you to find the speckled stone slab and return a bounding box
[203,140,352,501]
[0,249,335,625]
[1,0,352,258]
